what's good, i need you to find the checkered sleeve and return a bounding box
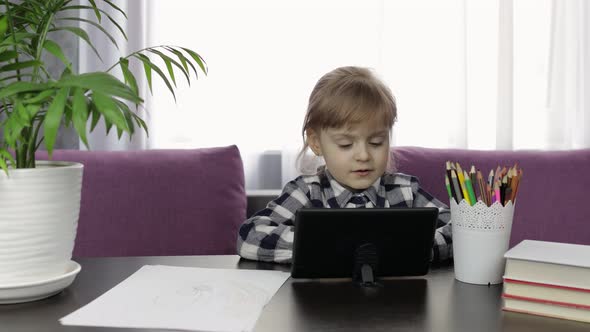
[237,177,311,263]
[410,178,453,263]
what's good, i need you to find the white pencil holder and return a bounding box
[451,199,515,285]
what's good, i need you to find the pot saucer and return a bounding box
[0,261,81,304]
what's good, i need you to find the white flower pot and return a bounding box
[0,161,83,285]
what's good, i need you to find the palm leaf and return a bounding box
[0,15,8,37]
[149,48,191,86]
[15,99,32,125]
[72,88,90,149]
[3,113,25,147]
[0,158,8,174]
[149,49,176,86]
[25,1,46,16]
[134,53,176,101]
[11,14,40,27]
[25,103,41,120]
[0,74,36,84]
[23,89,54,104]
[0,60,42,72]
[0,33,37,47]
[43,39,72,71]
[137,54,152,93]
[60,5,127,40]
[89,101,101,132]
[181,47,208,75]
[0,148,16,174]
[164,46,197,81]
[0,50,18,62]
[132,112,149,137]
[43,87,70,157]
[51,26,102,61]
[119,57,138,96]
[57,17,118,49]
[113,98,135,136]
[86,0,101,23]
[91,92,129,133]
[56,72,142,103]
[0,81,52,99]
[103,114,113,135]
[103,0,127,19]
[31,6,57,59]
[0,39,34,55]
[63,101,73,127]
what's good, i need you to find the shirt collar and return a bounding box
[324,168,382,207]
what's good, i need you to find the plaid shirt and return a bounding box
[237,168,452,264]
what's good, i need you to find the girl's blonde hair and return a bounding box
[297,66,397,173]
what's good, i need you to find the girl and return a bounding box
[237,66,452,263]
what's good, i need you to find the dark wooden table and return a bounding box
[0,255,588,332]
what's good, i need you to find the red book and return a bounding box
[503,278,590,307]
[502,240,590,323]
[503,240,590,290]
[503,293,590,323]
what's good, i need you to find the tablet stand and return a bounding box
[353,243,381,287]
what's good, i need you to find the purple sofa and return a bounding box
[392,146,590,247]
[37,145,246,257]
[35,145,588,257]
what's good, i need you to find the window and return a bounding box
[146,0,552,189]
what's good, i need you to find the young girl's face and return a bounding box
[308,119,390,191]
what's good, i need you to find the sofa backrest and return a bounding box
[37,145,246,257]
[392,146,590,247]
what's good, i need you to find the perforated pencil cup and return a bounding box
[451,199,515,285]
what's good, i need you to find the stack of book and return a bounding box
[502,240,590,323]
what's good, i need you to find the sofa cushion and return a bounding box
[37,145,246,257]
[392,146,590,247]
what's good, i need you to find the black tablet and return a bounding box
[291,208,439,282]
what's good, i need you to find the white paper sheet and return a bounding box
[60,265,290,332]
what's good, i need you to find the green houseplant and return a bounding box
[0,0,207,170]
[0,0,207,297]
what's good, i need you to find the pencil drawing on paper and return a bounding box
[151,280,269,314]
[153,284,213,308]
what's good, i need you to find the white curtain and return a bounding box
[78,0,149,150]
[546,0,590,148]
[79,0,590,189]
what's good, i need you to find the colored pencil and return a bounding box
[493,166,501,188]
[505,167,514,203]
[450,169,463,204]
[464,170,477,206]
[445,175,454,204]
[509,168,518,203]
[477,170,488,205]
[469,166,478,202]
[446,161,457,203]
[494,180,501,204]
[500,174,508,204]
[456,163,470,205]
[505,187,513,204]
[444,162,523,207]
